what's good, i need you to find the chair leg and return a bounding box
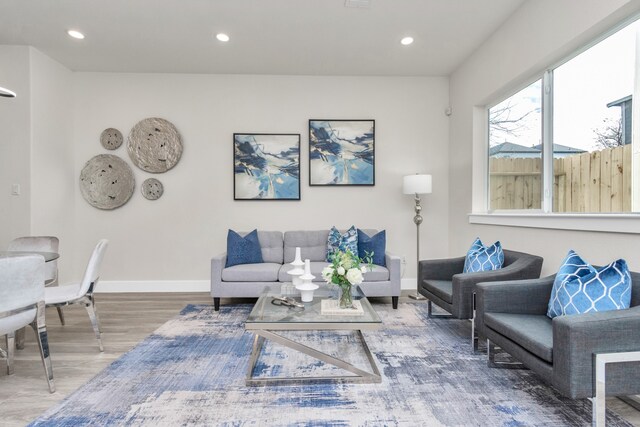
[592,351,640,427]
[471,316,479,353]
[16,327,25,350]
[427,300,454,319]
[392,296,399,309]
[470,293,484,353]
[487,339,526,369]
[32,301,55,393]
[56,307,65,325]
[5,332,15,375]
[84,298,104,352]
[214,297,220,311]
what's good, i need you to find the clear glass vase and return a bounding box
[339,284,353,309]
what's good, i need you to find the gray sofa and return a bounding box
[211,229,401,311]
[475,272,640,402]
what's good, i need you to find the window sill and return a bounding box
[468,213,640,234]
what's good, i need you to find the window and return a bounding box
[487,18,639,214]
[488,80,542,210]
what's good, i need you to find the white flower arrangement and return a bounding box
[322,249,373,287]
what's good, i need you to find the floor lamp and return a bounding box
[403,174,432,300]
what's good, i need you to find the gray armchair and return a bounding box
[475,273,640,425]
[418,249,543,319]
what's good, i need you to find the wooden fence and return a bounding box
[489,144,632,212]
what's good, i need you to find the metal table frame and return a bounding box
[245,289,382,386]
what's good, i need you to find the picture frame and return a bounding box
[309,119,375,186]
[234,133,301,200]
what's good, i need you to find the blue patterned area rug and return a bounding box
[30,303,631,427]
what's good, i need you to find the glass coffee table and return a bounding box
[245,284,382,386]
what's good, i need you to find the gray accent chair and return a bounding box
[418,249,543,319]
[475,272,640,420]
[211,230,401,311]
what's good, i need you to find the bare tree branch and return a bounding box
[489,99,540,143]
[593,117,623,149]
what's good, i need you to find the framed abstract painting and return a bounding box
[309,119,375,186]
[234,133,301,200]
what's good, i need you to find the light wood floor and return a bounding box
[0,293,638,426]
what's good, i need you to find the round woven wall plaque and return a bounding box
[141,178,164,200]
[80,154,135,210]
[100,128,123,150]
[127,117,183,173]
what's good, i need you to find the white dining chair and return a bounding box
[8,236,65,325]
[0,255,55,392]
[44,239,108,352]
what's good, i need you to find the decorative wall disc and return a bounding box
[100,128,123,150]
[80,154,135,210]
[127,117,183,173]
[141,178,164,200]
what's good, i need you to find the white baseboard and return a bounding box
[401,278,416,290]
[96,280,210,293]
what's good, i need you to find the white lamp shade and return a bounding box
[403,174,432,194]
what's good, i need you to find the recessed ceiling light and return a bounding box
[0,86,17,98]
[216,33,230,42]
[67,30,85,40]
[401,36,414,46]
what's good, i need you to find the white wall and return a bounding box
[449,0,640,274]
[71,73,450,288]
[0,46,31,245]
[29,48,75,282]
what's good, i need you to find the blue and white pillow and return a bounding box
[358,230,386,267]
[547,250,631,318]
[225,229,264,268]
[327,226,358,261]
[463,237,504,273]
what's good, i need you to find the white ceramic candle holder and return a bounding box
[296,259,318,302]
[287,247,305,286]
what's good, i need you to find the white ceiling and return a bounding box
[0,0,525,76]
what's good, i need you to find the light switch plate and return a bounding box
[11,184,20,195]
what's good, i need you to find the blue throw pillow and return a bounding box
[547,250,631,318]
[358,230,386,266]
[225,229,264,268]
[547,250,596,317]
[327,226,358,261]
[463,237,504,273]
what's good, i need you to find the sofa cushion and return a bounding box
[284,230,330,262]
[463,237,504,273]
[421,280,452,303]
[358,230,386,267]
[256,231,284,264]
[222,263,281,282]
[547,250,631,318]
[278,262,390,283]
[226,229,263,267]
[484,313,553,363]
[327,226,358,261]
